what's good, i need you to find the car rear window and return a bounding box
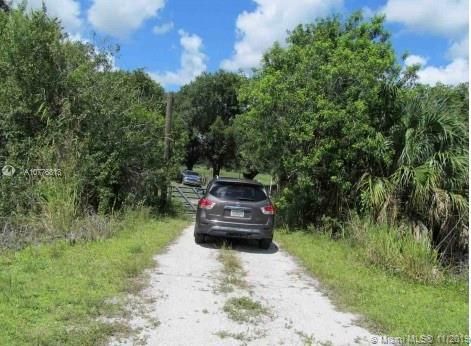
[208,182,267,202]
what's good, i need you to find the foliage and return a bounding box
[174,70,244,175]
[237,13,401,226]
[358,85,468,256]
[205,116,237,176]
[236,12,468,258]
[0,7,184,225]
[346,216,443,283]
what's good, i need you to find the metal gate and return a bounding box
[170,184,205,215]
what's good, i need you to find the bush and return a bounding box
[0,7,186,244]
[347,216,443,283]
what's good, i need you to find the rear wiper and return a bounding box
[237,198,255,201]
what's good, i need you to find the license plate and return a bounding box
[230,209,244,218]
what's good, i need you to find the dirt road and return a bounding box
[110,224,377,346]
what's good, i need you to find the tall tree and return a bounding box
[174,70,243,175]
[0,7,183,215]
[237,13,402,225]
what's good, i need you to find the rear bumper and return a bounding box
[195,218,273,240]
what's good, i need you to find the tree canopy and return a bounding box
[174,70,244,175]
[235,13,468,255]
[0,7,184,215]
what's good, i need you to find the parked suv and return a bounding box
[194,177,275,249]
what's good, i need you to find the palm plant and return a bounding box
[359,88,468,257]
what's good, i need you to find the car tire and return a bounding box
[259,238,272,249]
[194,233,206,244]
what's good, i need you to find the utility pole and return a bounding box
[164,92,174,161]
[161,92,174,209]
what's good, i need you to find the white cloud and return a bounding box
[381,0,468,37]
[383,1,469,86]
[221,0,343,71]
[404,54,427,66]
[150,30,207,87]
[447,36,469,59]
[88,0,165,38]
[66,32,90,44]
[417,59,468,85]
[13,0,82,33]
[153,21,174,35]
[405,54,468,85]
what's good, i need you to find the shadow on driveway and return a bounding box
[198,236,279,254]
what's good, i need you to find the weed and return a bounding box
[215,328,266,343]
[223,296,269,323]
[295,330,315,345]
[347,217,443,283]
[217,244,247,292]
[215,330,247,341]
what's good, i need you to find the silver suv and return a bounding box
[194,177,275,249]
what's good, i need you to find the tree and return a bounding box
[182,128,202,170]
[0,6,183,215]
[174,70,244,175]
[359,84,468,255]
[205,116,237,176]
[238,13,401,225]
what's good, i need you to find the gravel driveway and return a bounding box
[110,224,378,346]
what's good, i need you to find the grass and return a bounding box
[345,217,444,284]
[191,164,273,186]
[0,213,189,346]
[276,231,468,342]
[223,296,269,323]
[214,330,247,341]
[217,244,247,292]
[215,329,267,343]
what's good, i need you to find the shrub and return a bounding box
[347,216,443,283]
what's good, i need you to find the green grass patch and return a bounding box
[276,231,468,342]
[0,215,189,346]
[215,330,247,341]
[217,244,247,292]
[223,296,270,323]
[214,329,267,343]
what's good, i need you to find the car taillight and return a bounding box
[198,198,215,209]
[261,204,276,215]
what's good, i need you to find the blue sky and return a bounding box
[15,0,469,90]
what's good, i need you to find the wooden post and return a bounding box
[161,92,174,209]
[164,92,174,161]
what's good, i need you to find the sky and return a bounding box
[13,0,469,91]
